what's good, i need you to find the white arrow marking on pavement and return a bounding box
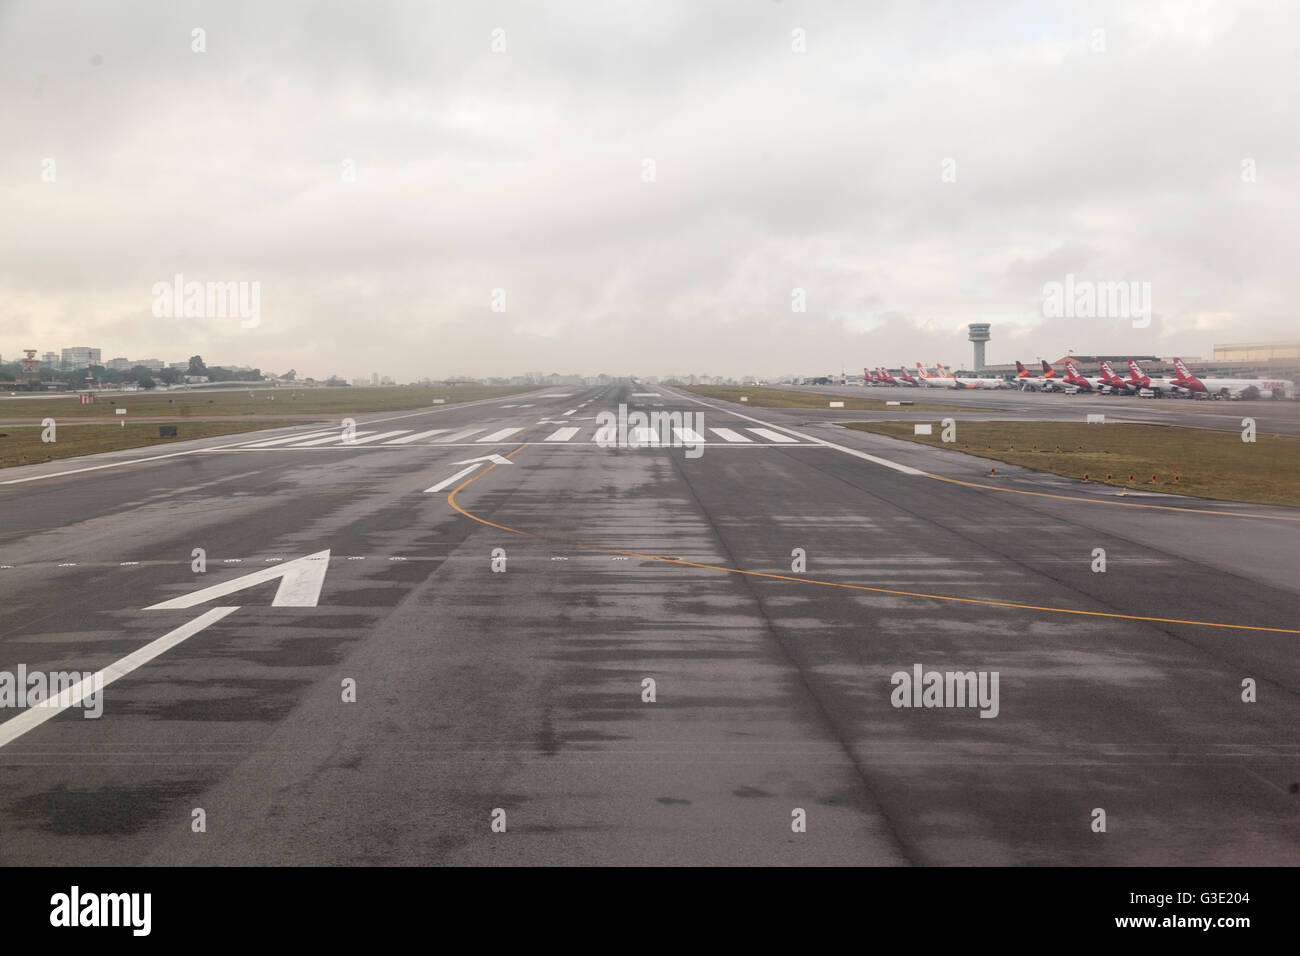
[424,455,514,493]
[0,606,240,749]
[145,550,331,609]
[425,464,483,492]
[450,454,514,466]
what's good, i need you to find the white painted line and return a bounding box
[425,463,482,492]
[1087,414,1105,424]
[829,401,845,408]
[383,428,451,444]
[434,428,486,443]
[292,431,373,447]
[0,606,240,750]
[632,392,661,397]
[0,447,236,485]
[665,386,925,475]
[344,430,412,445]
[477,427,524,443]
[630,427,660,445]
[544,427,580,442]
[563,409,577,416]
[147,550,332,609]
[914,424,933,435]
[673,427,706,444]
[709,427,752,443]
[747,428,798,443]
[239,430,337,448]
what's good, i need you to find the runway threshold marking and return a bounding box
[445,446,1299,635]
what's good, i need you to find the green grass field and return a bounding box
[0,421,299,469]
[840,421,1300,508]
[0,384,538,422]
[682,385,969,413]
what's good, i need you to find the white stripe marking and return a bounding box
[747,428,798,443]
[544,427,580,442]
[240,430,338,447]
[291,431,373,447]
[477,427,523,443]
[0,607,240,750]
[709,427,752,443]
[668,387,925,475]
[434,428,486,443]
[383,428,451,444]
[344,430,411,445]
[673,427,706,444]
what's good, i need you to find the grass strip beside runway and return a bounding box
[841,421,1300,508]
[0,421,298,469]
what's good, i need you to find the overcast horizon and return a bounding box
[3,0,1297,381]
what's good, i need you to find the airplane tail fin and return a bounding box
[1015,360,1029,376]
[1041,360,1057,377]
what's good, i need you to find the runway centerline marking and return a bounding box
[445,445,1298,635]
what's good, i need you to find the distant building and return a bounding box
[107,357,132,371]
[351,378,369,388]
[1212,341,1300,363]
[168,361,189,371]
[41,351,57,367]
[61,346,102,369]
[371,372,379,386]
[134,358,165,371]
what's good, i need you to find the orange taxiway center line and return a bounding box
[445,445,1299,635]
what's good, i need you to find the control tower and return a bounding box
[968,323,991,371]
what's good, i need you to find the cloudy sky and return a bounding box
[2,0,1296,380]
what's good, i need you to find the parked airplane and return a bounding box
[1014,360,1056,390]
[1062,360,1098,392]
[873,367,900,386]
[914,363,953,387]
[1125,359,1177,396]
[1097,360,1137,394]
[896,367,921,386]
[1170,358,1295,399]
[937,362,1009,389]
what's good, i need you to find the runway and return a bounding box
[0,384,1295,865]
